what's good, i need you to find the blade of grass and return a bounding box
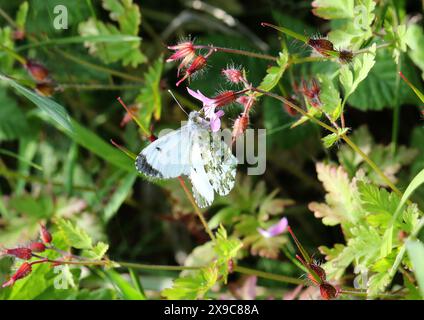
[0,148,42,171]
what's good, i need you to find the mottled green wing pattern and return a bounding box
[202,133,238,196]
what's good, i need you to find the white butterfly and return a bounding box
[135,111,238,208]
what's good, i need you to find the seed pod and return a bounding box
[308,38,335,57]
[307,263,326,285]
[35,82,54,97]
[319,282,338,300]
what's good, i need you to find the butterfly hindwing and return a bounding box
[202,133,237,196]
[188,127,214,208]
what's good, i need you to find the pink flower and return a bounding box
[166,41,196,76]
[187,88,236,132]
[257,217,288,238]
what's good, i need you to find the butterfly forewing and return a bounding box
[136,126,192,179]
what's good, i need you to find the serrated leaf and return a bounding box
[347,51,423,110]
[136,56,163,130]
[78,0,146,67]
[257,51,288,93]
[311,0,354,19]
[15,1,29,29]
[321,128,348,148]
[56,218,93,249]
[162,265,218,300]
[339,44,376,99]
[308,163,363,225]
[214,225,242,282]
[84,242,109,260]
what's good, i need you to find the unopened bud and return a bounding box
[3,247,32,260]
[40,224,52,244]
[213,91,237,108]
[2,262,32,288]
[222,68,243,84]
[29,242,46,253]
[25,60,49,82]
[176,55,207,87]
[232,114,249,141]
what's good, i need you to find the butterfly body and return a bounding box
[135,111,237,207]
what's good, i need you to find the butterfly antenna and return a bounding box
[168,90,189,116]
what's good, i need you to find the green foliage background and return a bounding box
[0,0,423,300]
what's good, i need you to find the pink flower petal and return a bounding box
[257,217,288,238]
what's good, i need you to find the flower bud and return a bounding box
[213,91,237,108]
[29,242,46,253]
[40,224,52,244]
[222,68,243,84]
[25,60,49,82]
[2,262,32,288]
[319,282,338,300]
[176,55,207,86]
[3,247,32,260]
[232,113,249,141]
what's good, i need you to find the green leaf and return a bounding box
[406,240,424,299]
[15,1,29,29]
[312,0,354,19]
[347,52,423,110]
[136,56,163,130]
[339,44,376,100]
[56,218,93,249]
[317,74,342,119]
[257,51,288,93]
[382,168,424,257]
[105,269,146,300]
[406,24,424,80]
[321,127,348,148]
[0,74,73,134]
[327,0,375,49]
[308,163,363,226]
[83,242,109,260]
[0,88,30,141]
[103,172,136,222]
[161,265,218,300]
[214,225,243,282]
[78,0,146,67]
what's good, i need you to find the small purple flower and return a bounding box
[187,88,233,132]
[258,217,288,238]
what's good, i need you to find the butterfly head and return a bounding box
[188,111,210,128]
